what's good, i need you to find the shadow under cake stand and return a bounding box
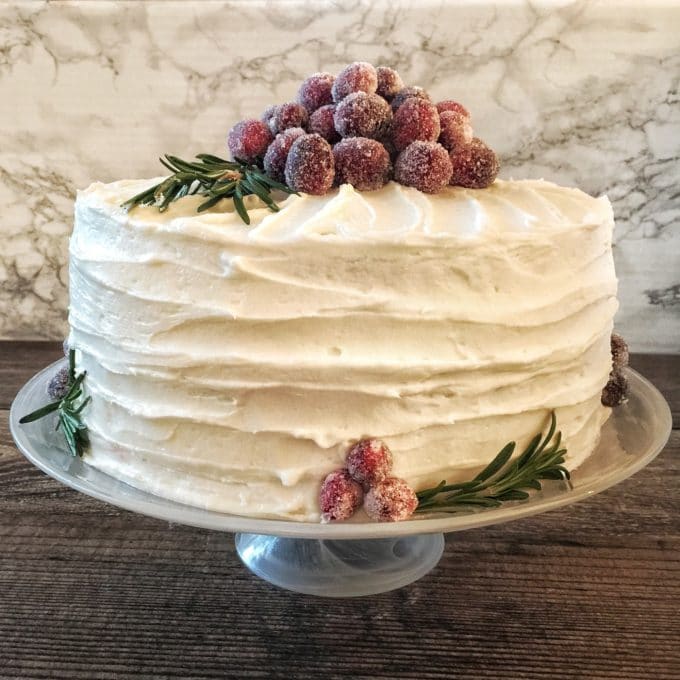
[10,361,672,597]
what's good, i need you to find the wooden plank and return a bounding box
[0,343,678,679]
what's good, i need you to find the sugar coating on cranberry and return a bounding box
[392,98,441,151]
[376,66,404,101]
[263,127,306,183]
[334,91,392,139]
[601,370,628,407]
[611,332,629,369]
[272,102,309,134]
[364,477,418,522]
[284,133,335,195]
[297,72,335,113]
[449,137,499,189]
[227,119,273,163]
[47,366,70,400]
[390,86,431,112]
[334,138,392,191]
[436,100,471,120]
[261,104,278,128]
[309,104,340,143]
[395,141,453,193]
[332,61,378,102]
[319,469,363,522]
[345,438,394,487]
[438,110,473,152]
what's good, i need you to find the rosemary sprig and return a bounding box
[415,411,571,514]
[19,350,91,457]
[120,154,296,225]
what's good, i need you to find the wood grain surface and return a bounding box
[1,342,678,680]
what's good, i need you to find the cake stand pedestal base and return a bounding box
[234,532,445,597]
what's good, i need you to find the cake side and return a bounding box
[68,179,617,521]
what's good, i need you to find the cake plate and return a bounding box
[10,360,672,597]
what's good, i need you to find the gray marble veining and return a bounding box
[0,0,678,351]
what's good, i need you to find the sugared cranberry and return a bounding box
[390,86,431,112]
[284,133,335,195]
[392,98,441,151]
[261,104,278,129]
[227,119,273,163]
[272,102,309,134]
[263,127,306,183]
[346,437,394,487]
[611,332,629,369]
[364,477,418,522]
[449,137,499,189]
[601,370,628,407]
[331,61,378,102]
[333,138,391,191]
[309,104,340,143]
[47,366,70,400]
[438,110,473,153]
[334,92,392,139]
[376,66,404,101]
[436,100,471,120]
[394,141,453,193]
[297,72,335,113]
[319,469,363,522]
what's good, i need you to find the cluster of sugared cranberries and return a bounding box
[226,62,499,196]
[319,438,418,523]
[602,332,630,407]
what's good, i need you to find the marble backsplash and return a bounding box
[0,0,678,352]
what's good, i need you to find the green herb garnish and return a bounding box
[120,154,295,225]
[20,349,90,457]
[415,411,570,514]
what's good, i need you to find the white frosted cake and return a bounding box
[68,178,618,521]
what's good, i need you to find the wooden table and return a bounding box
[1,342,678,680]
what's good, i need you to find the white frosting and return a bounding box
[69,179,617,521]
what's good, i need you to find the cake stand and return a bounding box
[10,361,672,597]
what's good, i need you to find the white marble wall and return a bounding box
[1,0,678,351]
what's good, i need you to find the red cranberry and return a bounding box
[272,102,309,134]
[390,86,431,112]
[611,333,629,369]
[47,366,70,400]
[436,100,471,120]
[297,72,335,112]
[227,119,273,163]
[334,91,392,139]
[333,138,391,191]
[284,133,335,195]
[319,469,363,522]
[346,438,394,487]
[392,98,441,151]
[394,141,453,193]
[309,104,340,143]
[601,370,628,407]
[364,477,418,522]
[449,137,499,189]
[261,104,278,128]
[438,110,473,153]
[263,127,306,183]
[376,66,404,101]
[332,61,378,102]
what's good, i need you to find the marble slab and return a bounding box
[0,0,678,351]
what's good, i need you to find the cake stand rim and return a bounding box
[9,359,672,540]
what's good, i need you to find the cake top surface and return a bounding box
[79,178,613,245]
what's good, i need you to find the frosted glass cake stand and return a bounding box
[10,360,672,597]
